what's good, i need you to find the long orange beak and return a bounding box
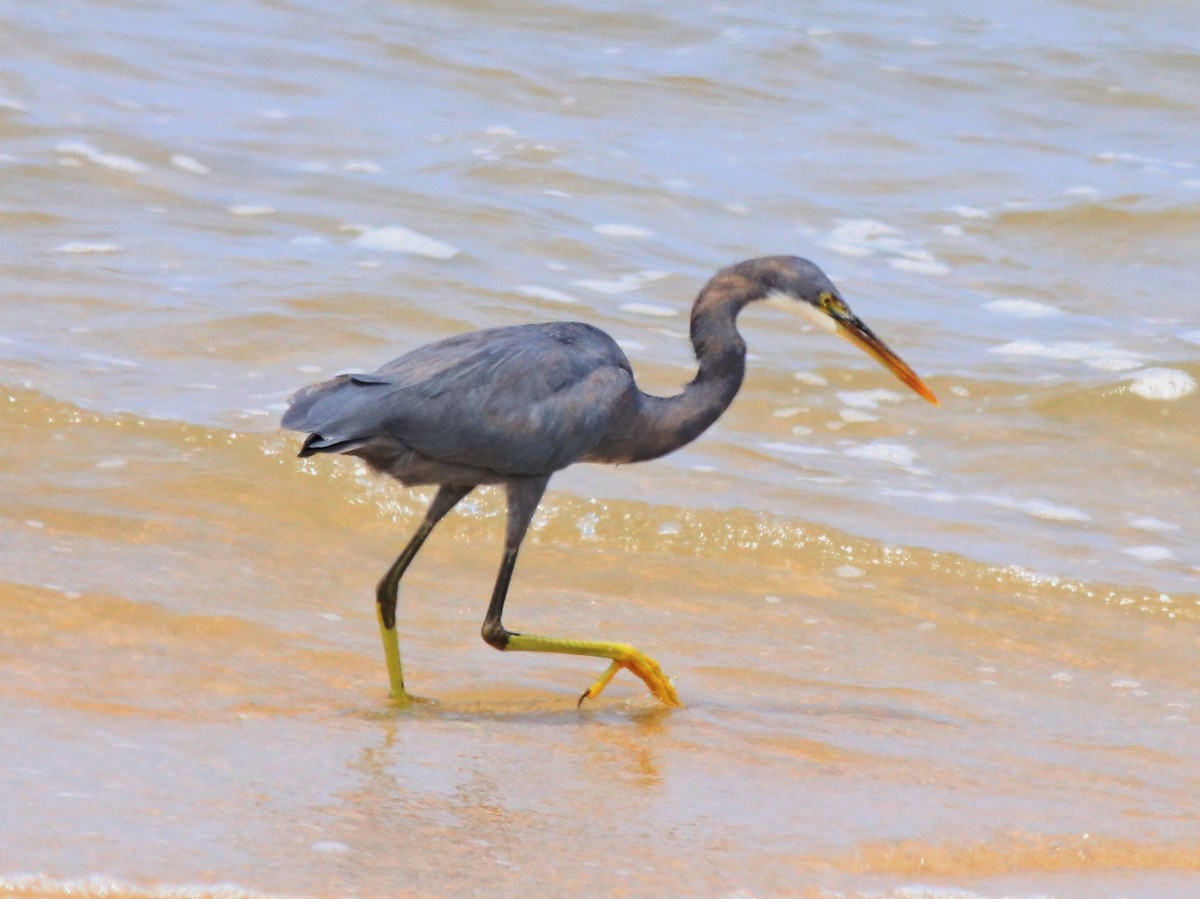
[836,316,939,405]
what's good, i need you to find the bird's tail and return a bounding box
[281,373,392,457]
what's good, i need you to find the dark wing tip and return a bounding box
[296,432,370,458]
[297,433,325,457]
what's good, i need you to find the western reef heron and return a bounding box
[282,255,937,707]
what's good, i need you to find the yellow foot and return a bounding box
[388,687,417,708]
[502,632,683,709]
[578,647,683,708]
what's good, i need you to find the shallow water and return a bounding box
[2,1,1198,897]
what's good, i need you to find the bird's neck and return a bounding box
[619,283,752,463]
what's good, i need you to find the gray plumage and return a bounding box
[283,256,833,482]
[281,256,936,705]
[283,321,636,481]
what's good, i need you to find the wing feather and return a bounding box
[282,322,635,475]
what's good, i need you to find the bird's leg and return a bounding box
[479,477,683,708]
[376,483,473,704]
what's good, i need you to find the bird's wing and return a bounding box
[283,323,636,475]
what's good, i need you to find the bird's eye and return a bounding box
[819,292,848,318]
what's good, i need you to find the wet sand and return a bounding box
[3,390,1198,897]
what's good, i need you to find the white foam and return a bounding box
[575,277,638,294]
[1129,516,1180,532]
[1018,499,1091,521]
[880,487,958,504]
[974,493,1091,522]
[839,409,879,423]
[822,219,902,257]
[228,205,274,216]
[989,340,1146,371]
[1126,367,1197,401]
[350,225,459,259]
[984,299,1062,319]
[825,219,948,274]
[888,252,949,275]
[759,442,831,456]
[844,440,922,470]
[1085,357,1143,372]
[620,302,676,317]
[516,285,581,305]
[573,270,669,295]
[594,223,653,238]
[344,160,384,173]
[793,371,828,386]
[312,840,351,853]
[0,874,290,898]
[836,388,903,410]
[946,205,991,219]
[1094,150,1191,168]
[170,153,210,175]
[57,241,121,254]
[56,141,147,173]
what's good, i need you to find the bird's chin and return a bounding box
[836,320,940,405]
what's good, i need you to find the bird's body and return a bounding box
[283,256,937,707]
[286,321,638,482]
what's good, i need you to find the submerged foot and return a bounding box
[388,687,418,707]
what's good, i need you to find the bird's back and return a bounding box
[282,322,636,479]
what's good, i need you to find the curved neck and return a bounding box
[629,350,744,462]
[607,276,756,463]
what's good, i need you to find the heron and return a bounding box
[282,255,937,708]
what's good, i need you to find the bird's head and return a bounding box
[754,256,939,405]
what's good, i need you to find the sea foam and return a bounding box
[1126,368,1197,401]
[350,225,459,259]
